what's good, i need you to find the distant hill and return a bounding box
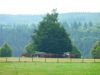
[0,14,43,25]
[0,13,100,57]
[0,13,100,25]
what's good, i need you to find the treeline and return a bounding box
[62,21,100,57]
[0,41,99,58]
[0,12,100,58]
[0,24,33,56]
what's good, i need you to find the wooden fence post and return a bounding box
[57,58,59,63]
[32,57,33,62]
[45,58,46,62]
[94,58,95,63]
[82,58,84,63]
[70,58,72,62]
[6,57,7,62]
[19,57,20,62]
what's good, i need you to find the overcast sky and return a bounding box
[0,0,100,14]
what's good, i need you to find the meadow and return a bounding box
[0,62,100,75]
[0,57,100,75]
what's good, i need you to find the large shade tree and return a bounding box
[91,41,100,58]
[32,9,73,54]
[0,43,12,57]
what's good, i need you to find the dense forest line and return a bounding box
[0,13,100,57]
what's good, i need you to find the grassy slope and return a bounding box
[0,62,100,75]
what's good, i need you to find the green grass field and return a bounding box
[0,62,100,75]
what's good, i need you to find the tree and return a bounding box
[0,43,12,57]
[32,9,73,54]
[71,46,81,58]
[91,41,100,58]
[25,42,35,55]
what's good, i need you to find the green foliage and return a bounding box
[0,43,12,57]
[91,41,100,58]
[71,46,81,58]
[25,42,35,54]
[0,14,100,57]
[32,10,73,54]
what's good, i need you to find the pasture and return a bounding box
[0,62,100,75]
[0,58,100,75]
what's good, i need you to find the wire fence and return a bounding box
[0,57,100,63]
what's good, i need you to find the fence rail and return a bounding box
[0,57,100,63]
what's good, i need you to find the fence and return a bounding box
[0,57,100,63]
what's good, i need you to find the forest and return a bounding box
[0,13,100,57]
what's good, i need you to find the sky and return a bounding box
[0,0,100,14]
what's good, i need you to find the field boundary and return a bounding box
[0,57,100,63]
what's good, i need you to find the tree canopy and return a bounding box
[24,42,35,55]
[91,41,100,58]
[71,46,81,58]
[0,43,12,57]
[32,10,73,54]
